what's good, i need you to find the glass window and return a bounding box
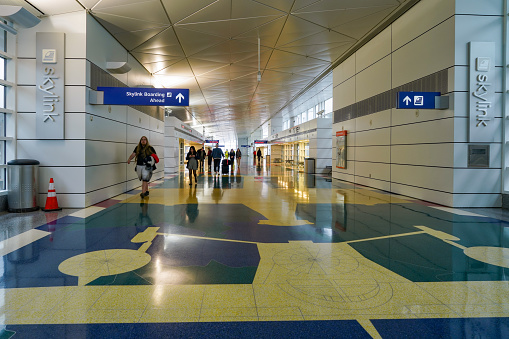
[325,98,333,113]
[301,111,307,123]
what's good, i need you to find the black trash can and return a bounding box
[7,159,40,212]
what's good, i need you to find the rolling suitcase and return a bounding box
[222,159,229,174]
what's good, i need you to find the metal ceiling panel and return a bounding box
[331,7,396,39]
[92,1,170,26]
[161,0,217,24]
[173,27,229,56]
[293,6,392,32]
[176,0,232,25]
[176,15,283,40]
[26,0,83,15]
[253,0,294,13]
[294,0,401,12]
[131,28,185,56]
[93,12,169,36]
[90,0,151,10]
[13,0,419,140]
[112,26,169,51]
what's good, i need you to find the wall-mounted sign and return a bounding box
[36,32,65,139]
[97,87,189,106]
[397,92,440,109]
[254,140,268,144]
[205,140,219,144]
[469,42,496,142]
[336,130,347,169]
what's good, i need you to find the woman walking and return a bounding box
[186,146,198,186]
[127,136,158,198]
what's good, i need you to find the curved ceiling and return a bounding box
[12,0,418,143]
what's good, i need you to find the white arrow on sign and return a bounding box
[403,96,412,105]
[176,93,185,103]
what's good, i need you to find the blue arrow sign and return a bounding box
[397,91,440,109]
[97,87,189,106]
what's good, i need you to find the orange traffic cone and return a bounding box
[42,178,62,212]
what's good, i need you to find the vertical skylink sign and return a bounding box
[469,42,495,142]
[36,32,65,139]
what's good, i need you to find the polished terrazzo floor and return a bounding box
[0,157,508,338]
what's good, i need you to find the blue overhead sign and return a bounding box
[397,91,440,109]
[97,87,189,106]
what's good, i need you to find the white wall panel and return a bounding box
[355,162,390,182]
[17,59,36,85]
[455,16,504,66]
[333,54,355,87]
[65,59,87,85]
[392,19,455,88]
[453,169,501,194]
[85,114,126,142]
[85,163,126,192]
[38,166,85,195]
[392,118,455,144]
[17,140,85,166]
[86,141,126,165]
[356,27,391,72]
[150,116,164,134]
[355,146,390,164]
[333,172,355,183]
[392,144,454,167]
[456,0,503,15]
[86,97,128,123]
[451,194,501,208]
[127,108,151,131]
[390,182,453,206]
[355,56,391,102]
[357,110,391,132]
[17,86,36,113]
[85,182,126,206]
[392,0,455,51]
[149,131,164,148]
[38,193,86,209]
[65,86,87,112]
[333,78,356,110]
[315,138,332,150]
[65,113,86,140]
[391,165,453,192]
[16,113,35,139]
[392,105,454,126]
[355,175,391,192]
[354,128,390,147]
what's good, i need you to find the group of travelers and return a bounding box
[129,136,251,195]
[210,144,242,175]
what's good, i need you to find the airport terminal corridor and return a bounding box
[0,157,508,338]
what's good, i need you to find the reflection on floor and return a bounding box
[1,157,509,338]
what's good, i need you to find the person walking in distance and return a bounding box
[207,147,213,172]
[236,148,242,163]
[127,136,158,198]
[186,146,199,186]
[257,148,262,163]
[211,143,224,175]
[197,147,205,171]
